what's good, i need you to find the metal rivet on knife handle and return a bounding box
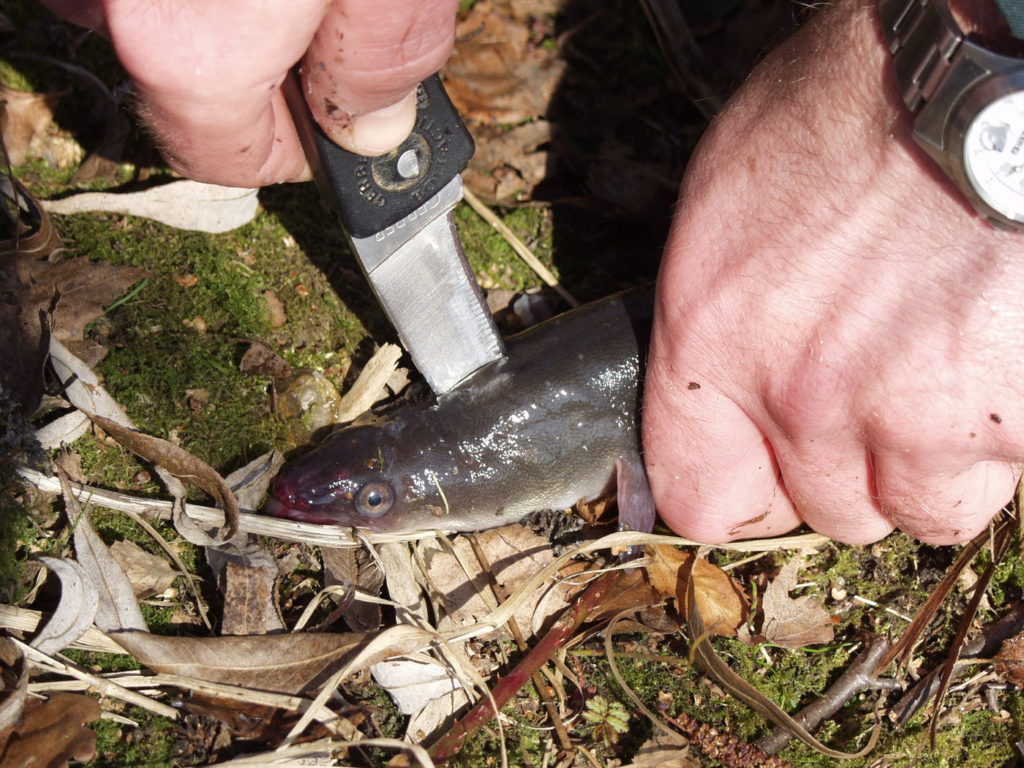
[284,73,507,396]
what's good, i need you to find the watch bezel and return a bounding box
[942,65,1024,229]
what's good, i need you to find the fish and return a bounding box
[264,290,656,534]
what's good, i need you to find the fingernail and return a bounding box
[346,90,418,156]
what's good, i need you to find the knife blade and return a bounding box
[284,73,505,396]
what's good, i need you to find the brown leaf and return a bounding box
[0,692,101,768]
[109,540,180,599]
[0,639,28,732]
[590,566,677,632]
[91,415,240,539]
[221,560,284,636]
[110,631,386,696]
[760,555,834,648]
[322,546,383,632]
[463,121,551,204]
[180,692,352,747]
[29,256,149,346]
[1,253,147,378]
[993,633,1024,687]
[262,289,286,328]
[0,177,63,414]
[0,255,49,414]
[646,546,746,637]
[445,2,564,125]
[632,732,699,768]
[0,85,59,166]
[240,341,292,380]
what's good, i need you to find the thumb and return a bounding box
[301,0,457,155]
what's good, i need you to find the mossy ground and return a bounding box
[4,1,1024,766]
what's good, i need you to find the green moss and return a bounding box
[87,708,175,768]
[983,532,1024,608]
[847,706,1022,768]
[448,705,548,768]
[0,59,33,91]
[454,203,556,293]
[574,638,1024,768]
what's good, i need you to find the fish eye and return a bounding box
[355,482,394,518]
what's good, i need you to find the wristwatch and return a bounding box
[880,0,1024,230]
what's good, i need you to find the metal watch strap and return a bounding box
[879,0,967,111]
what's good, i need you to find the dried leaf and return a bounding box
[224,450,284,512]
[91,415,239,540]
[423,524,584,636]
[990,633,1024,687]
[371,659,464,716]
[378,542,430,626]
[1,253,146,398]
[31,557,100,655]
[109,540,179,599]
[321,546,383,632]
[646,545,746,637]
[406,685,473,743]
[0,639,28,732]
[41,257,148,344]
[0,692,101,768]
[36,410,91,450]
[42,180,259,233]
[463,120,550,204]
[109,631,383,696]
[445,2,563,124]
[239,342,293,380]
[72,514,149,634]
[55,464,148,634]
[593,578,681,634]
[0,85,59,165]
[631,731,696,768]
[48,338,134,424]
[335,343,402,422]
[179,693,351,749]
[48,350,198,539]
[760,555,834,648]
[262,289,286,327]
[0,179,59,413]
[221,559,284,635]
[0,256,48,415]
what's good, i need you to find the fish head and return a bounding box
[265,423,407,531]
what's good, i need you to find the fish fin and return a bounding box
[615,455,656,534]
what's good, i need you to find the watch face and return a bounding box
[963,90,1024,224]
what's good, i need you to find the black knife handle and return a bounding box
[287,74,474,240]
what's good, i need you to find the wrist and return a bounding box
[877,0,1024,229]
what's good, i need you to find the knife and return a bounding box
[284,73,505,396]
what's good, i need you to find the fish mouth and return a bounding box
[263,495,344,525]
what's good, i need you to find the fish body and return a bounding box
[265,290,655,533]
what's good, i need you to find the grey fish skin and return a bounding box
[265,290,655,534]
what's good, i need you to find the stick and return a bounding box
[422,570,621,765]
[756,637,894,755]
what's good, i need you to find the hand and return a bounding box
[643,0,1024,546]
[42,0,457,186]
